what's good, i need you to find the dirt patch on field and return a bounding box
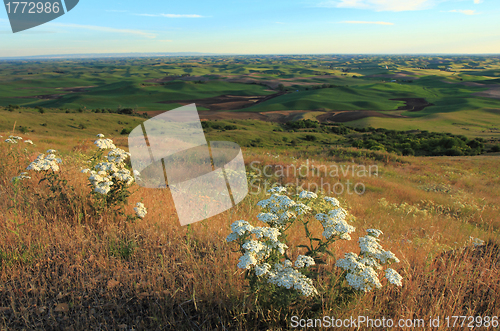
[144,109,320,123]
[13,86,95,99]
[442,80,486,87]
[224,74,339,89]
[317,111,405,123]
[390,98,434,112]
[367,73,419,80]
[55,86,96,92]
[473,87,500,99]
[145,76,210,84]
[157,92,285,111]
[442,80,500,99]
[14,94,66,100]
[16,87,53,90]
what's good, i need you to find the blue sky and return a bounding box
[0,0,499,57]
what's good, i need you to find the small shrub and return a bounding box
[489,144,500,153]
[120,128,132,135]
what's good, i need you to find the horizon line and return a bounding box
[1,51,500,60]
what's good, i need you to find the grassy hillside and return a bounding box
[0,130,499,330]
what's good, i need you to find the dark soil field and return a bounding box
[157,92,285,111]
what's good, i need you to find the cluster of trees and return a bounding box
[350,129,485,156]
[281,120,490,156]
[305,83,338,91]
[201,121,238,131]
[284,120,351,135]
[284,119,319,130]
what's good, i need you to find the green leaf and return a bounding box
[325,249,335,257]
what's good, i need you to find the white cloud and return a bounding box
[47,23,157,39]
[340,20,394,25]
[449,9,478,15]
[136,14,204,18]
[318,0,438,11]
[473,0,483,4]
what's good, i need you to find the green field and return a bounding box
[1,55,500,138]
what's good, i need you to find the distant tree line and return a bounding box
[282,120,488,156]
[201,121,238,131]
[349,128,485,156]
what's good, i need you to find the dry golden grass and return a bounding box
[0,134,499,330]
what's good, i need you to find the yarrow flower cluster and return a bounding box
[256,188,313,229]
[134,202,147,218]
[5,139,17,144]
[226,220,288,270]
[315,207,355,240]
[94,134,116,150]
[26,150,62,172]
[4,136,24,144]
[82,135,134,195]
[336,229,402,291]
[227,186,402,302]
[469,236,485,247]
[266,260,318,297]
[298,190,318,199]
[81,134,147,220]
[228,186,357,298]
[295,255,315,268]
[11,172,31,182]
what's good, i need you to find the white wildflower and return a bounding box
[359,235,384,256]
[257,212,278,224]
[113,168,134,186]
[298,190,317,199]
[5,139,18,144]
[94,138,116,149]
[255,263,271,277]
[11,172,31,182]
[26,153,62,172]
[345,266,382,292]
[96,133,105,138]
[226,232,239,242]
[268,186,287,194]
[107,148,131,164]
[328,207,348,222]
[134,202,147,218]
[295,255,315,268]
[367,229,383,238]
[230,220,254,236]
[24,140,33,145]
[324,196,340,207]
[267,260,318,297]
[294,203,312,215]
[237,252,258,269]
[251,227,280,242]
[242,240,267,255]
[376,250,400,264]
[385,268,403,287]
[469,236,485,247]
